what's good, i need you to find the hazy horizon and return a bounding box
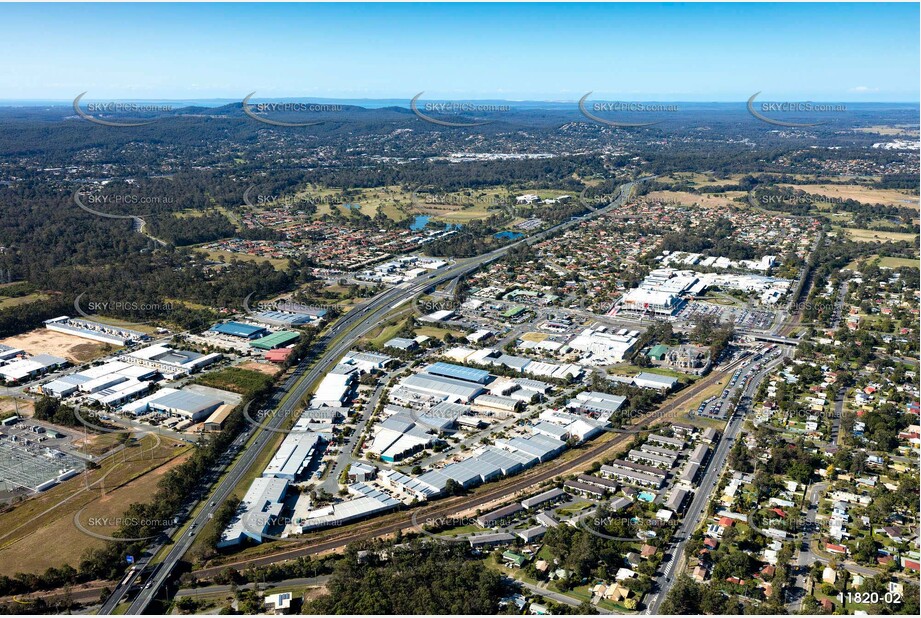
[1,2,917,102]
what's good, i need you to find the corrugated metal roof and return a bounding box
[425,362,490,384]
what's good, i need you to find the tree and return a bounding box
[660,574,702,614]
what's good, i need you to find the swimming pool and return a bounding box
[638,491,656,502]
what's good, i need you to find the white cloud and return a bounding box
[848,86,879,94]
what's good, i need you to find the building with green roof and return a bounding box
[250,330,301,350]
[647,344,670,360]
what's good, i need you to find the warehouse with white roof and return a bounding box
[219,476,289,547]
[262,431,324,480]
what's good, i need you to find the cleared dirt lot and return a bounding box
[1,329,113,363]
[238,360,283,376]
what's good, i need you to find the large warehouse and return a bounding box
[219,476,289,547]
[44,316,147,346]
[262,431,323,480]
[0,354,68,384]
[310,371,356,407]
[424,362,491,384]
[398,373,485,403]
[209,321,269,340]
[121,387,225,421]
[121,344,221,378]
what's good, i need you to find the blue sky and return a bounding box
[0,2,917,102]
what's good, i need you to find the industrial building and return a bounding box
[632,372,679,391]
[0,354,68,384]
[494,433,566,462]
[44,316,147,346]
[298,483,401,531]
[569,391,626,419]
[378,469,441,501]
[204,404,236,431]
[262,431,324,480]
[0,344,23,362]
[254,305,326,327]
[342,350,394,372]
[121,387,225,422]
[367,413,437,463]
[219,476,289,547]
[209,321,270,340]
[310,371,355,408]
[42,359,155,401]
[471,393,522,415]
[385,337,418,351]
[251,331,301,350]
[424,362,491,384]
[536,409,607,443]
[397,373,485,403]
[415,437,552,494]
[121,344,221,379]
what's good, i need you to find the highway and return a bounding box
[644,346,792,614]
[113,177,650,614]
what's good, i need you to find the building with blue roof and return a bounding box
[424,362,491,384]
[210,321,269,339]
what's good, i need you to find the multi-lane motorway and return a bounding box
[112,178,649,614]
